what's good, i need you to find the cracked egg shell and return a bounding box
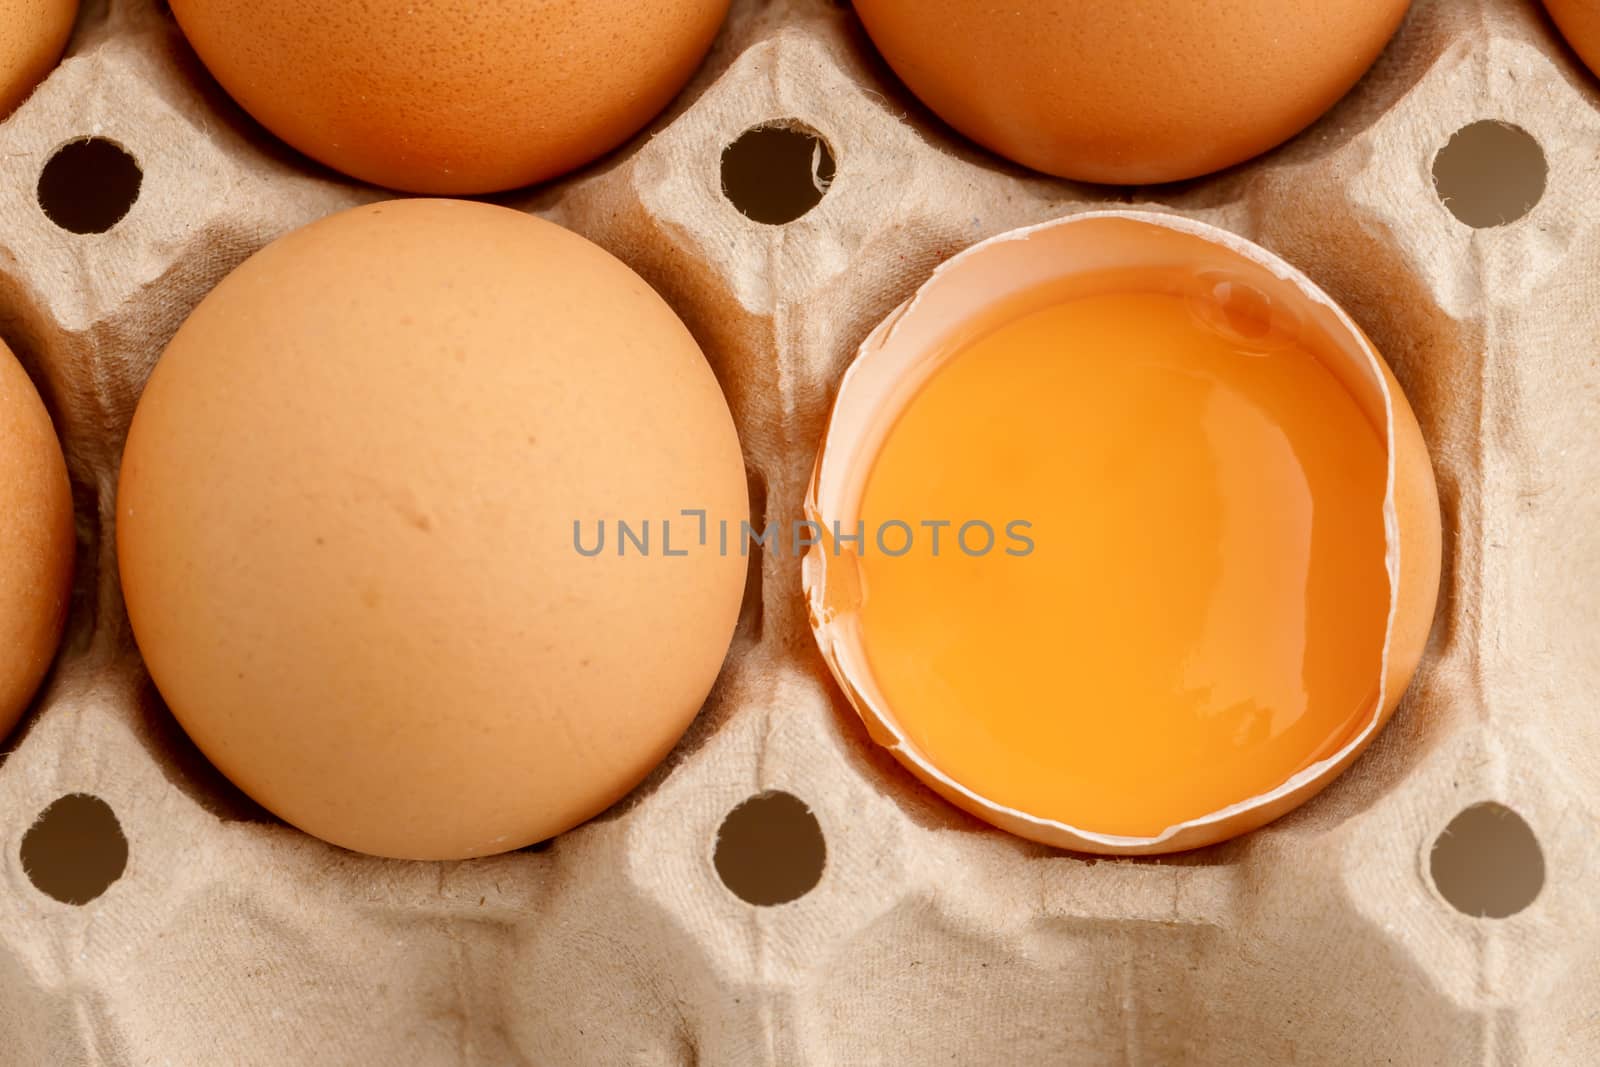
[803,211,1441,855]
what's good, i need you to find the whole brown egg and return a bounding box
[1545,0,1600,81]
[167,0,729,193]
[0,0,77,118]
[0,339,74,742]
[117,199,748,860]
[852,0,1412,184]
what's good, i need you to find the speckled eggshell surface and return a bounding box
[167,0,731,193]
[852,0,1412,184]
[0,0,77,117]
[116,198,750,861]
[0,339,74,743]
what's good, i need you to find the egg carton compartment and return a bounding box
[0,0,1596,1064]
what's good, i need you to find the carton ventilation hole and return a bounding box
[1429,802,1544,918]
[20,794,129,905]
[721,122,836,225]
[38,137,144,234]
[714,790,826,905]
[1432,121,1545,228]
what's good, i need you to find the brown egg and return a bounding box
[118,199,748,860]
[852,0,1411,184]
[167,0,729,194]
[0,339,74,741]
[1545,1,1600,80]
[0,0,77,117]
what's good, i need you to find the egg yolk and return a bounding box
[855,288,1390,838]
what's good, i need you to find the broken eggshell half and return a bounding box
[802,209,1442,855]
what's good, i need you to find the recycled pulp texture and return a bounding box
[0,0,1595,1064]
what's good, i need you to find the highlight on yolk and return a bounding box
[851,285,1392,839]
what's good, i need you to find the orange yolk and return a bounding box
[855,288,1390,838]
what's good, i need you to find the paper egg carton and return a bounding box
[1,0,1595,1062]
